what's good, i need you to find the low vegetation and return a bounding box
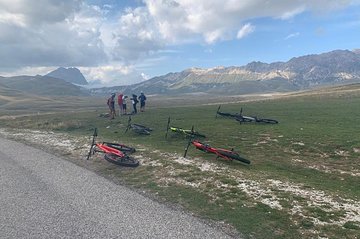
[0,85,359,239]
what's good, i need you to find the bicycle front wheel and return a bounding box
[217,150,250,164]
[104,153,139,167]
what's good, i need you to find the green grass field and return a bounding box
[0,86,359,239]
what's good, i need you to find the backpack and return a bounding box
[133,95,138,104]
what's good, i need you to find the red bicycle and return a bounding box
[87,128,139,167]
[184,139,250,165]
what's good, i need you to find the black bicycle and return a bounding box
[217,105,278,124]
[165,117,206,139]
[125,116,153,135]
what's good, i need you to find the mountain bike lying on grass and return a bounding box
[184,139,250,165]
[87,128,139,167]
[165,117,206,139]
[125,116,152,135]
[216,105,278,124]
[235,108,279,124]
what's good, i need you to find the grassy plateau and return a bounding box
[0,85,359,239]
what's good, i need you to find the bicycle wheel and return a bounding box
[102,142,136,153]
[217,150,250,164]
[104,153,139,167]
[257,118,278,124]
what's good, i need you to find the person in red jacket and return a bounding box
[117,93,123,115]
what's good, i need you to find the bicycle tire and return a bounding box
[257,118,278,124]
[102,142,136,153]
[104,153,139,167]
[217,150,250,164]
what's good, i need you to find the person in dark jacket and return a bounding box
[131,94,138,114]
[138,92,147,112]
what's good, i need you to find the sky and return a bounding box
[0,0,360,86]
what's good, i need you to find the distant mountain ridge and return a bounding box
[91,49,360,95]
[46,67,88,85]
[0,75,89,96]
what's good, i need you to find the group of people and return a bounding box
[107,92,147,119]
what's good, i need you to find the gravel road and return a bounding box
[0,137,234,239]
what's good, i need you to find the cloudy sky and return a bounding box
[1,0,360,86]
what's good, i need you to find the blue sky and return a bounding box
[0,0,359,86]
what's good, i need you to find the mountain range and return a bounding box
[91,49,360,95]
[1,49,360,98]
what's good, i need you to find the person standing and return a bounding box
[107,93,116,119]
[117,93,123,115]
[138,92,147,112]
[131,94,138,114]
[122,95,128,115]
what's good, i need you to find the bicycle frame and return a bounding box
[191,141,231,159]
[184,139,250,164]
[87,128,127,160]
[165,117,205,138]
[235,108,278,124]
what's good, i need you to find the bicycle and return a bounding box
[217,105,278,124]
[165,117,206,139]
[235,108,278,124]
[87,128,139,167]
[184,139,250,165]
[125,116,152,135]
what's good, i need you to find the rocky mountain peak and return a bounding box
[46,67,88,85]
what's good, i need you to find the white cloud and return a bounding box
[79,64,146,86]
[0,0,358,86]
[0,0,82,25]
[0,66,55,77]
[0,0,106,69]
[285,32,300,40]
[109,6,164,63]
[237,23,255,39]
[109,0,355,60]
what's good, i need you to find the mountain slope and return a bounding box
[0,75,89,96]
